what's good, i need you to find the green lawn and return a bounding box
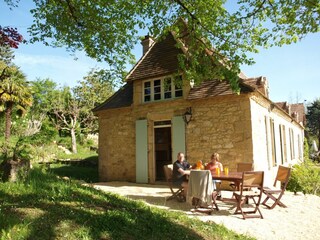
[49,156,99,183]
[0,168,255,240]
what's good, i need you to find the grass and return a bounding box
[0,168,255,240]
[49,156,99,183]
[55,146,98,161]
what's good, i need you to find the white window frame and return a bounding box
[142,76,183,103]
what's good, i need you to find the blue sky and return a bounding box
[1,1,319,104]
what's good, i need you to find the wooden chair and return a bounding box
[163,164,184,201]
[262,165,291,209]
[230,163,253,189]
[234,171,264,219]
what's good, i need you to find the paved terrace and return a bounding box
[92,182,320,240]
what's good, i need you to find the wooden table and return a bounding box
[211,171,243,190]
[211,171,242,181]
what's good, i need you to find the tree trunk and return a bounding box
[5,102,13,143]
[71,128,77,153]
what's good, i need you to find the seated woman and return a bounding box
[172,152,191,200]
[205,153,223,191]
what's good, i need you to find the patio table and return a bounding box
[211,171,243,185]
[211,171,243,202]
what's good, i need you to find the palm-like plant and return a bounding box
[0,63,32,142]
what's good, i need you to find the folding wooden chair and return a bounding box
[234,171,264,219]
[262,165,291,209]
[230,162,253,189]
[163,164,184,201]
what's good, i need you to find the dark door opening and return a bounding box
[154,127,172,181]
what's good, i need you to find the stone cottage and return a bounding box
[93,33,305,186]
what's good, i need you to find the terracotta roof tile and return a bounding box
[126,33,183,81]
[274,102,306,125]
[242,77,269,97]
[275,102,289,112]
[290,103,306,125]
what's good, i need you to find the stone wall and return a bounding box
[98,107,136,181]
[186,94,253,172]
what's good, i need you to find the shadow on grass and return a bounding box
[49,164,99,183]
[0,169,221,240]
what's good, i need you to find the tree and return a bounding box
[49,86,79,153]
[0,46,15,83]
[4,1,320,88]
[73,68,114,134]
[25,78,58,136]
[0,45,15,65]
[0,25,24,49]
[307,99,320,146]
[0,62,32,142]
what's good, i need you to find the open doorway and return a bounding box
[154,122,172,181]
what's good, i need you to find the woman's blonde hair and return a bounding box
[211,153,220,161]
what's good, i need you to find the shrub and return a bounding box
[287,159,320,195]
[57,137,71,149]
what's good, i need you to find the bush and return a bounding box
[287,159,320,195]
[57,137,71,149]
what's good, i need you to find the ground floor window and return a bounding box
[270,119,277,166]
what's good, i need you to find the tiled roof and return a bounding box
[274,101,306,125]
[290,103,306,125]
[239,72,248,79]
[95,32,267,110]
[92,82,133,112]
[243,76,263,88]
[275,102,289,113]
[242,76,269,97]
[126,33,183,81]
[187,79,253,100]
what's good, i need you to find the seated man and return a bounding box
[172,152,190,200]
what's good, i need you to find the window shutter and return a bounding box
[172,116,186,161]
[136,119,148,183]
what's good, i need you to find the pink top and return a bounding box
[205,161,223,172]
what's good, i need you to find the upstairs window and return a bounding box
[144,81,151,102]
[143,76,183,103]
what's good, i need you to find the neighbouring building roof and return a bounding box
[126,33,183,81]
[275,101,306,125]
[275,102,290,113]
[93,82,133,112]
[290,103,306,125]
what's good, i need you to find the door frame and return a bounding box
[153,120,172,181]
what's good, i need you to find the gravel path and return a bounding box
[93,182,320,240]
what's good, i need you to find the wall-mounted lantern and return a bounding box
[183,107,192,125]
